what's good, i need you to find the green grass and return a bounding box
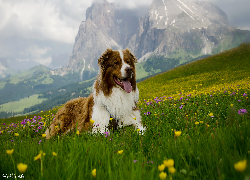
[0,94,47,114]
[0,44,250,179]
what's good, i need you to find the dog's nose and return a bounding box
[125,67,133,77]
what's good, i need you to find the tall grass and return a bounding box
[0,44,250,179]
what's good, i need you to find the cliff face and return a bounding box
[53,0,250,76]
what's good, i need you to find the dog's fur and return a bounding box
[45,49,145,139]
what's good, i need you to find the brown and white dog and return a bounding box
[45,49,145,139]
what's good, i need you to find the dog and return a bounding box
[45,49,146,139]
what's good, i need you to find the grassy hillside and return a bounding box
[0,44,249,179]
[138,43,250,101]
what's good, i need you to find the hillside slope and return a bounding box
[138,43,250,101]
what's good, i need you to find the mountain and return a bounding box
[52,0,250,76]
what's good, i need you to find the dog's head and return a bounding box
[98,49,137,95]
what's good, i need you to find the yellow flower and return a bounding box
[133,117,136,120]
[55,126,58,129]
[195,122,199,125]
[15,133,19,136]
[234,160,247,172]
[208,113,213,117]
[110,118,113,121]
[34,151,45,161]
[230,104,234,107]
[163,159,174,167]
[34,153,41,161]
[41,111,43,113]
[76,130,80,135]
[118,150,123,154]
[168,167,176,174]
[158,164,165,171]
[42,134,46,138]
[199,121,203,124]
[137,128,140,132]
[90,119,95,124]
[174,131,182,137]
[52,152,57,156]
[6,149,14,155]
[159,172,167,180]
[92,168,96,178]
[17,163,28,173]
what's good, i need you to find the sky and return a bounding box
[0,0,249,70]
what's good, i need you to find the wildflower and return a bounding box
[90,119,95,124]
[76,130,80,135]
[39,140,42,144]
[137,128,140,132]
[147,161,153,164]
[133,160,138,163]
[163,159,174,167]
[195,122,199,125]
[238,109,247,115]
[133,117,136,120]
[199,121,203,124]
[158,164,165,171]
[17,163,28,173]
[41,111,43,113]
[230,104,234,107]
[243,93,247,96]
[159,172,167,180]
[174,131,182,137]
[34,151,45,161]
[55,126,58,129]
[92,169,96,178]
[168,167,176,174]
[208,113,214,117]
[42,134,46,138]
[6,149,14,155]
[234,160,247,172]
[118,150,123,154]
[104,132,110,137]
[14,133,19,137]
[52,152,57,156]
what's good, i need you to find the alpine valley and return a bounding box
[1,0,250,118]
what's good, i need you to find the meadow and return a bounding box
[0,44,249,180]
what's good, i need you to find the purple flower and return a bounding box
[38,126,42,130]
[2,123,6,125]
[39,140,42,144]
[243,93,247,96]
[133,160,138,163]
[104,132,110,137]
[180,97,183,100]
[147,161,153,164]
[238,109,247,115]
[179,105,183,109]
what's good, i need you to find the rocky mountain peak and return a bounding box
[52,0,249,78]
[149,0,229,31]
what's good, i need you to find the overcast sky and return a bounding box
[0,0,249,70]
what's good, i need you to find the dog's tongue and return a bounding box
[121,80,132,93]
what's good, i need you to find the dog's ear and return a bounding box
[98,49,113,66]
[125,49,137,63]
